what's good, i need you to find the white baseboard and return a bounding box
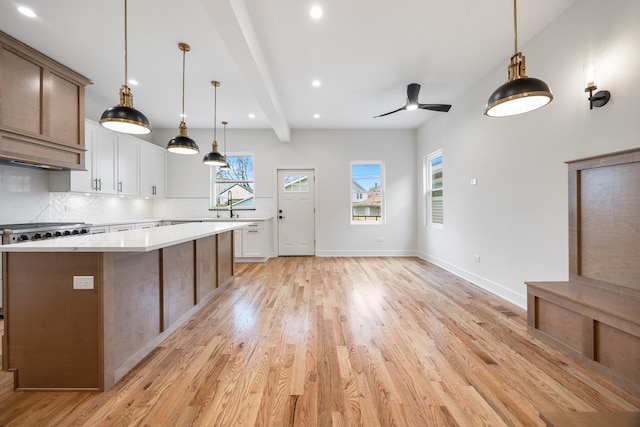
[416,251,527,309]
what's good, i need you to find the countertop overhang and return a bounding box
[0,222,250,253]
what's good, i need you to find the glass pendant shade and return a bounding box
[101,0,151,134]
[484,0,552,117]
[167,43,199,154]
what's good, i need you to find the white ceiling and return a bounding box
[0,0,576,141]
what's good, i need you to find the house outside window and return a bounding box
[210,153,255,210]
[425,150,443,227]
[351,162,384,224]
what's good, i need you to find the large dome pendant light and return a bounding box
[484,0,553,117]
[100,0,151,134]
[219,121,231,171]
[203,81,227,166]
[167,43,199,154]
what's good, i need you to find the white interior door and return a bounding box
[277,169,315,256]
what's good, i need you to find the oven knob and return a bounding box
[19,234,29,241]
[63,230,71,236]
[44,232,53,238]
[72,229,80,235]
[80,229,88,234]
[55,231,62,237]
[34,233,43,240]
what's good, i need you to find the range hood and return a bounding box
[0,158,64,171]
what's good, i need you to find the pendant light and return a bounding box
[484,0,553,117]
[100,0,151,134]
[167,43,199,154]
[219,121,231,170]
[203,81,227,166]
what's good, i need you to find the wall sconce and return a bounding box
[584,60,611,109]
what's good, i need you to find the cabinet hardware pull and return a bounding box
[98,178,102,191]
[118,181,123,192]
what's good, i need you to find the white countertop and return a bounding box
[164,217,272,222]
[0,222,250,253]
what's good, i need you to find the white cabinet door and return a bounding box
[68,122,96,193]
[116,135,140,196]
[242,228,265,257]
[93,125,118,194]
[140,143,166,197]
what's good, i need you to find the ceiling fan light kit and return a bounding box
[167,42,199,154]
[374,83,451,118]
[100,0,151,135]
[484,0,553,117]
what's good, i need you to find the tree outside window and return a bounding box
[210,154,255,210]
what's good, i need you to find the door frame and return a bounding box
[275,166,319,257]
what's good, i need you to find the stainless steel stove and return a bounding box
[0,222,91,244]
[0,222,92,319]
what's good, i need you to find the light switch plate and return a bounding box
[73,276,94,290]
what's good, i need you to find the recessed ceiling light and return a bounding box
[313,114,320,119]
[310,6,323,19]
[312,80,321,87]
[128,79,139,86]
[249,113,256,119]
[17,6,37,18]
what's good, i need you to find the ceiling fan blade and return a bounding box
[373,106,407,118]
[418,104,452,113]
[407,83,421,104]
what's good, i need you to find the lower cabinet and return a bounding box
[233,220,271,262]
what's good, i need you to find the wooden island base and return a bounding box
[1,230,235,391]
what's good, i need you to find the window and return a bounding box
[210,154,255,210]
[283,175,309,192]
[425,151,443,227]
[351,162,384,224]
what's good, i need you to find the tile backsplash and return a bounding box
[0,164,274,225]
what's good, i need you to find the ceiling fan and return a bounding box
[374,83,451,118]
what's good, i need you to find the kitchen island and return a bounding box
[1,222,249,391]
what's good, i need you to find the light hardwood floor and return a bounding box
[0,257,638,426]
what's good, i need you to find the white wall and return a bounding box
[416,0,640,308]
[153,128,417,256]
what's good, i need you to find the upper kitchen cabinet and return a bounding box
[51,120,163,198]
[140,142,166,198]
[0,31,91,170]
[116,134,140,196]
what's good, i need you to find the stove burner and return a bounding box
[0,222,91,244]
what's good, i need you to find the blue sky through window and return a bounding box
[352,164,380,191]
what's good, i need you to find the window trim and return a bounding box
[209,151,255,211]
[350,161,385,225]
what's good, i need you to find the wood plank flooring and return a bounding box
[0,257,638,426]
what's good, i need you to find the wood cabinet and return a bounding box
[0,31,91,170]
[2,227,237,391]
[526,148,640,397]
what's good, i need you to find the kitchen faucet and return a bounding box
[228,190,234,218]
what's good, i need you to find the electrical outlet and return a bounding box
[470,178,477,186]
[73,276,94,290]
[377,236,384,242]
[473,255,481,263]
